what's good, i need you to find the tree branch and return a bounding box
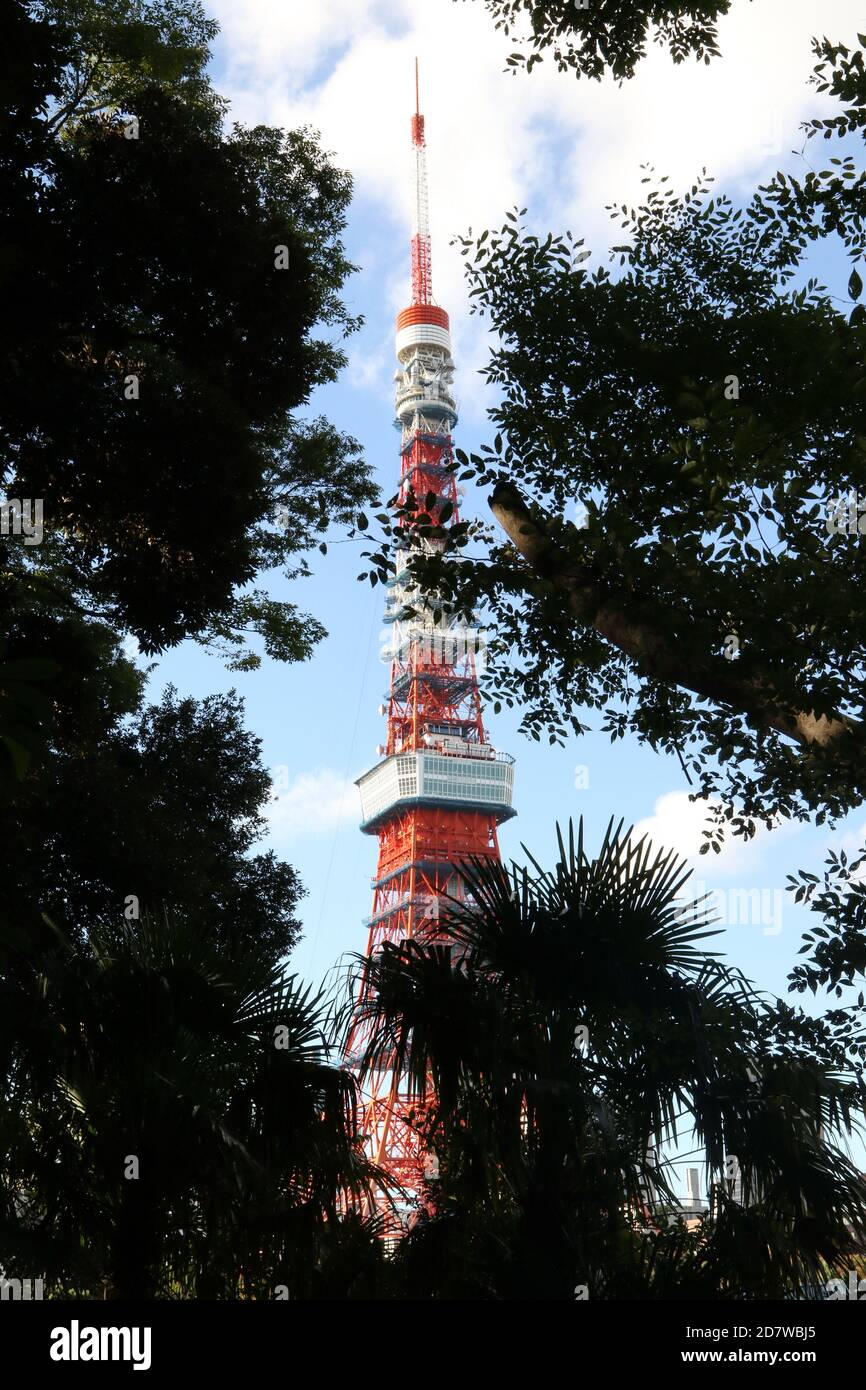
[489,481,858,752]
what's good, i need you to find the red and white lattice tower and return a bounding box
[346,63,516,1220]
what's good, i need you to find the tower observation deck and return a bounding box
[346,63,516,1217]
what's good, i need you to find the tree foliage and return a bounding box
[350,821,866,1298]
[787,840,866,1067]
[2,0,375,669]
[1,684,305,964]
[0,909,381,1298]
[35,0,222,129]
[472,0,738,81]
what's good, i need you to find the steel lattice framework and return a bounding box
[345,64,516,1221]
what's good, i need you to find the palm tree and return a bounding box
[0,909,384,1298]
[348,818,866,1299]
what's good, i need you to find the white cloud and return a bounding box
[632,789,791,877]
[266,767,359,839]
[346,320,394,396]
[206,0,864,423]
[839,819,866,854]
[834,819,866,884]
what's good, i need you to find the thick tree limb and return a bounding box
[489,481,858,752]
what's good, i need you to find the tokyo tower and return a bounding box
[347,62,516,1217]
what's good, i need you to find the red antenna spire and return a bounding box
[410,58,431,304]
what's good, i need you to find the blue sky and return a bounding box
[135,1,865,1183]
